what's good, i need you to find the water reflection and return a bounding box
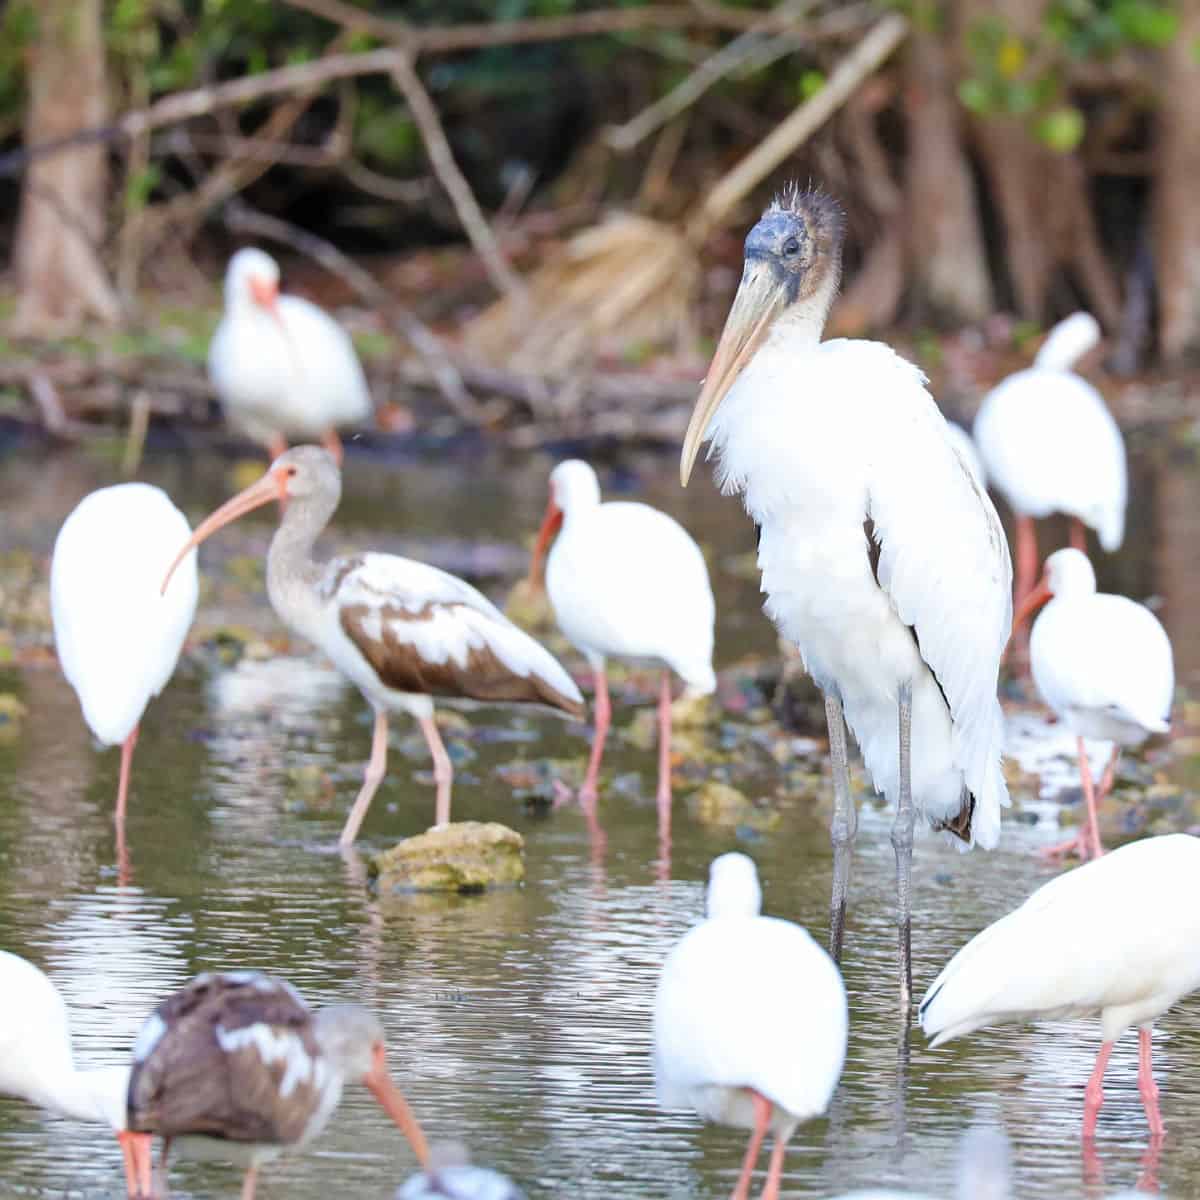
[0,439,1196,1198]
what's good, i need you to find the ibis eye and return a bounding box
[286,467,298,477]
[782,236,800,258]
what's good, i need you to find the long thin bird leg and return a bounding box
[826,693,856,964]
[893,681,915,1017]
[116,1131,140,1198]
[419,712,454,826]
[579,666,611,807]
[1096,744,1121,804]
[1078,736,1105,860]
[241,1164,259,1200]
[1011,516,1038,667]
[320,427,345,466]
[1070,517,1088,553]
[1083,1040,1115,1139]
[339,710,389,847]
[760,1129,793,1200]
[656,670,673,845]
[115,725,139,828]
[1138,1026,1165,1138]
[731,1090,772,1200]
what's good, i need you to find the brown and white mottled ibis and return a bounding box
[162,447,584,845]
[125,970,429,1199]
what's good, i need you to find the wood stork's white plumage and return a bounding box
[679,186,1012,1007]
[1013,548,1173,860]
[528,459,715,832]
[920,833,1200,1140]
[209,248,372,461]
[973,312,1127,622]
[161,447,584,845]
[0,949,145,1196]
[51,483,198,841]
[654,853,846,1200]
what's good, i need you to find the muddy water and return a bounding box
[0,434,1197,1199]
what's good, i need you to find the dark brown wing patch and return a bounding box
[933,792,975,843]
[127,972,324,1146]
[340,602,584,718]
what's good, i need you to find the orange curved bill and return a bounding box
[527,501,563,589]
[1011,580,1054,640]
[160,468,285,595]
[365,1060,430,1170]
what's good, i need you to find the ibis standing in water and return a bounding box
[125,970,430,1199]
[162,447,584,845]
[528,459,715,835]
[679,186,1012,1009]
[920,833,1200,1140]
[654,854,846,1200]
[1012,548,1173,861]
[51,484,198,854]
[210,248,372,462]
[0,949,144,1196]
[973,312,1127,622]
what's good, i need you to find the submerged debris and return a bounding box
[371,821,525,893]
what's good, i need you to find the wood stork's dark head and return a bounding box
[681,186,845,485]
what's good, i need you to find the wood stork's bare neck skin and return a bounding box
[681,188,844,485]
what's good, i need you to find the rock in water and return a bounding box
[686,781,780,831]
[371,822,525,893]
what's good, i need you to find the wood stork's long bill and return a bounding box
[681,191,843,487]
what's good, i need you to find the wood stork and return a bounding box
[679,185,1012,1010]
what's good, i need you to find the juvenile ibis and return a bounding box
[125,970,430,1199]
[0,949,145,1196]
[51,483,198,849]
[973,312,1127,621]
[919,833,1200,1140]
[162,447,584,844]
[654,853,846,1200]
[1012,548,1173,861]
[679,185,1012,1010]
[528,459,715,831]
[210,247,372,462]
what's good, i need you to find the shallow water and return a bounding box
[0,434,1197,1199]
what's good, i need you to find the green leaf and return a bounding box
[1035,105,1085,153]
[798,70,825,101]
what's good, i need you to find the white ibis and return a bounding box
[679,185,1012,1009]
[1012,548,1173,861]
[0,949,145,1196]
[162,447,584,844]
[973,312,1127,622]
[398,1144,526,1200]
[655,853,846,1200]
[50,483,198,851]
[209,247,372,462]
[920,833,1200,1140]
[125,970,430,1200]
[528,459,715,830]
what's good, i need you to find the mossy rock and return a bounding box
[371,821,525,893]
[686,781,781,831]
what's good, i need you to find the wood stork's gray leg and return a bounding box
[892,681,915,1016]
[826,693,856,964]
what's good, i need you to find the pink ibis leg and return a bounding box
[731,1090,772,1200]
[419,712,454,827]
[1138,1026,1165,1138]
[339,710,389,847]
[320,428,345,466]
[115,725,139,828]
[241,1164,259,1200]
[1010,516,1038,666]
[1096,744,1121,804]
[656,670,673,833]
[1078,736,1105,860]
[761,1128,793,1200]
[1083,1040,1115,1139]
[1070,517,1088,553]
[266,433,288,461]
[579,667,611,807]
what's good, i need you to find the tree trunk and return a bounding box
[13,0,119,335]
[902,24,992,323]
[1154,0,1200,361]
